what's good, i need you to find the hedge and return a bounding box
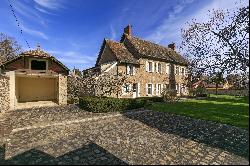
[79,96,162,113]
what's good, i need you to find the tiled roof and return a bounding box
[21,47,51,57]
[122,34,188,65]
[0,48,70,72]
[106,40,138,64]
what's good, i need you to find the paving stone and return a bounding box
[0,107,248,165]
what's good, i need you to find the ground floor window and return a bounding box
[157,84,162,95]
[123,84,131,93]
[176,84,180,93]
[147,84,153,95]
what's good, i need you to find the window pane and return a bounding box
[148,84,152,94]
[149,62,152,72]
[31,60,46,70]
[158,64,161,73]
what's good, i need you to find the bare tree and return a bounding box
[0,33,21,65]
[181,5,249,77]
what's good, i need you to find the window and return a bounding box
[166,64,170,74]
[31,60,46,70]
[127,64,135,75]
[176,84,180,93]
[147,84,153,95]
[181,67,185,75]
[123,84,130,93]
[175,66,179,75]
[157,84,162,95]
[158,63,162,73]
[148,62,153,72]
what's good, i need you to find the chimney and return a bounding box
[124,24,132,36]
[168,43,176,51]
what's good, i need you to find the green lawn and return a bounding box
[146,94,249,129]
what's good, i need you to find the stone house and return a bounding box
[0,46,69,112]
[86,25,189,98]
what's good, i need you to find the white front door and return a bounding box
[132,83,139,98]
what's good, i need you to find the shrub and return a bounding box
[79,97,148,113]
[136,96,164,102]
[196,94,208,97]
[161,89,178,102]
[194,86,207,96]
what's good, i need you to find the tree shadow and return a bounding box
[0,142,127,165]
[123,109,249,159]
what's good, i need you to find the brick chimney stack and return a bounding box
[168,43,176,51]
[124,24,132,36]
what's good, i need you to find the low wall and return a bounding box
[207,89,249,96]
[0,75,10,116]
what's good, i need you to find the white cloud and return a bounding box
[21,25,49,40]
[110,25,116,40]
[35,5,57,15]
[147,0,248,48]
[47,50,97,64]
[34,0,64,10]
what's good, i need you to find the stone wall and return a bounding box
[58,74,67,105]
[116,58,188,98]
[0,74,10,115]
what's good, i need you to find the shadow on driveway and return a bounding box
[0,142,127,165]
[124,110,249,159]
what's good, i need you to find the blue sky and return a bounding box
[0,0,248,70]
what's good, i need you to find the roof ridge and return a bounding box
[126,34,172,51]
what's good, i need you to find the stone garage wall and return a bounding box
[58,74,67,105]
[0,74,10,116]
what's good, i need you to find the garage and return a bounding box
[16,76,58,103]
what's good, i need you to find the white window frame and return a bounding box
[156,83,162,96]
[158,63,162,73]
[175,66,179,75]
[148,62,153,72]
[176,83,181,94]
[123,83,131,94]
[147,83,153,95]
[181,67,185,76]
[126,64,135,76]
[166,63,170,75]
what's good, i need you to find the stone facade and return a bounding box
[116,58,188,98]
[91,25,189,98]
[58,75,67,105]
[0,75,10,115]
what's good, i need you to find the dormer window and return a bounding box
[30,59,47,70]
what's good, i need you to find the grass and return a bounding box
[146,94,249,129]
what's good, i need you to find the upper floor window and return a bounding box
[166,64,170,74]
[175,66,179,75]
[148,62,153,72]
[31,60,47,70]
[158,63,162,73]
[126,64,135,75]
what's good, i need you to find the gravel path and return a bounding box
[0,105,248,165]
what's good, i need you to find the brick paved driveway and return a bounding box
[0,105,248,165]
